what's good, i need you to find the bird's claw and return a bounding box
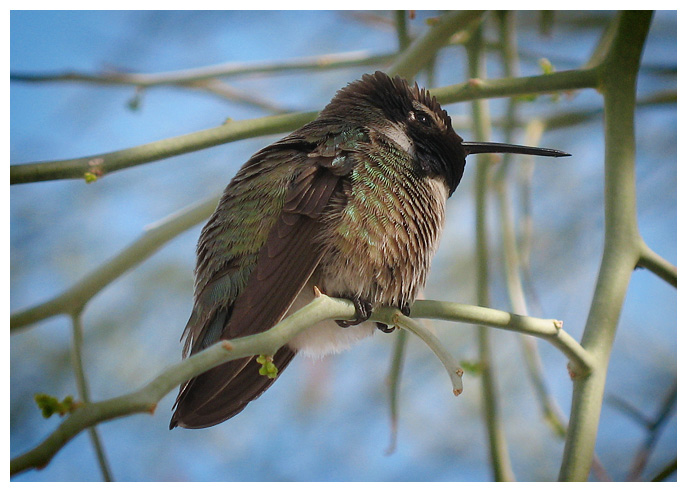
[336,297,373,328]
[400,303,411,317]
[337,300,411,334]
[376,322,395,333]
[376,302,411,333]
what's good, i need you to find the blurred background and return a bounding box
[10,11,676,481]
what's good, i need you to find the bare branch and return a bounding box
[638,241,677,288]
[11,296,576,477]
[70,313,113,481]
[10,50,395,87]
[10,196,218,331]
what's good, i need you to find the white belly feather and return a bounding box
[286,284,376,357]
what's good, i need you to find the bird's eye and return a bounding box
[411,111,433,127]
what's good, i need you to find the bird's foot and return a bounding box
[376,322,395,333]
[375,302,411,333]
[336,297,373,328]
[399,303,411,317]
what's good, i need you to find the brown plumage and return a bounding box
[170,72,569,429]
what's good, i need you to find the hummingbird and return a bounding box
[170,71,569,429]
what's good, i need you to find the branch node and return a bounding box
[567,361,587,380]
[86,158,105,181]
[83,172,98,183]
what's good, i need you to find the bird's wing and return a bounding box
[171,155,346,429]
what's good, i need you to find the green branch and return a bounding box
[10,111,318,184]
[411,301,591,379]
[384,327,407,455]
[10,50,395,87]
[558,10,654,481]
[10,196,218,332]
[11,295,580,477]
[638,241,677,288]
[493,13,568,438]
[10,69,599,186]
[70,313,113,481]
[466,23,515,482]
[380,310,464,396]
[388,10,486,79]
[431,65,600,105]
[10,294,356,477]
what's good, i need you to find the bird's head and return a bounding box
[320,71,569,196]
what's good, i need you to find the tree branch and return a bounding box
[10,293,357,477]
[431,65,600,105]
[493,11,570,440]
[388,10,486,80]
[10,111,319,184]
[11,295,578,477]
[10,196,218,332]
[384,327,407,455]
[70,313,113,481]
[382,310,464,396]
[10,68,600,186]
[410,301,591,376]
[626,380,677,481]
[637,241,677,288]
[558,10,654,481]
[466,23,515,482]
[10,50,395,87]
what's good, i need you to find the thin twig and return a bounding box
[466,21,515,482]
[637,241,677,288]
[10,196,218,331]
[384,329,407,455]
[390,312,464,396]
[650,458,677,482]
[186,79,293,113]
[624,380,677,481]
[70,313,113,481]
[10,50,395,87]
[388,10,486,80]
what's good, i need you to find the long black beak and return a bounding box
[462,141,570,158]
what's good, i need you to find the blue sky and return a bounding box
[10,11,676,481]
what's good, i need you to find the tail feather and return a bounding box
[170,346,296,429]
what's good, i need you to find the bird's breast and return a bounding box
[320,167,448,304]
[290,169,448,357]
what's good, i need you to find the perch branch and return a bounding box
[11,295,577,477]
